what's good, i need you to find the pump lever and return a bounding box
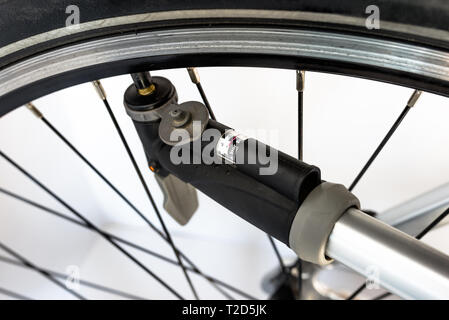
[155,173,198,225]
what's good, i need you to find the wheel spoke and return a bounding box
[187,69,288,282]
[187,68,216,120]
[267,235,286,272]
[346,90,422,300]
[349,90,422,192]
[0,149,184,299]
[373,292,392,300]
[186,70,252,296]
[416,206,449,240]
[94,78,198,299]
[27,99,232,299]
[345,283,366,300]
[296,70,305,161]
[0,187,248,299]
[0,287,33,300]
[0,254,146,300]
[0,241,85,300]
[295,70,306,299]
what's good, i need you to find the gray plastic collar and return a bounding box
[289,182,360,265]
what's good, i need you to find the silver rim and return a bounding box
[1,27,449,103]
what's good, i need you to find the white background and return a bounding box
[0,67,449,299]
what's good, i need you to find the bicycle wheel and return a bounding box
[0,0,449,301]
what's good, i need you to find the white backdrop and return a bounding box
[0,67,449,299]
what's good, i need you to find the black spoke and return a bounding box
[186,69,253,292]
[296,70,305,161]
[348,90,422,192]
[0,241,85,300]
[298,91,303,160]
[25,103,162,236]
[27,101,232,299]
[346,283,366,300]
[0,254,146,300]
[0,191,246,300]
[373,292,392,300]
[416,207,449,240]
[0,287,32,300]
[187,68,216,120]
[267,236,286,272]
[294,70,306,298]
[347,206,449,300]
[0,149,184,300]
[346,90,422,300]
[0,187,246,299]
[94,80,198,300]
[186,69,288,280]
[0,186,186,267]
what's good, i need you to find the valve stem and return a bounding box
[131,72,156,96]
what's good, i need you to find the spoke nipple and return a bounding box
[92,80,106,100]
[296,70,305,92]
[187,67,200,84]
[407,89,422,108]
[25,102,43,119]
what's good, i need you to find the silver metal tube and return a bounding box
[327,208,449,299]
